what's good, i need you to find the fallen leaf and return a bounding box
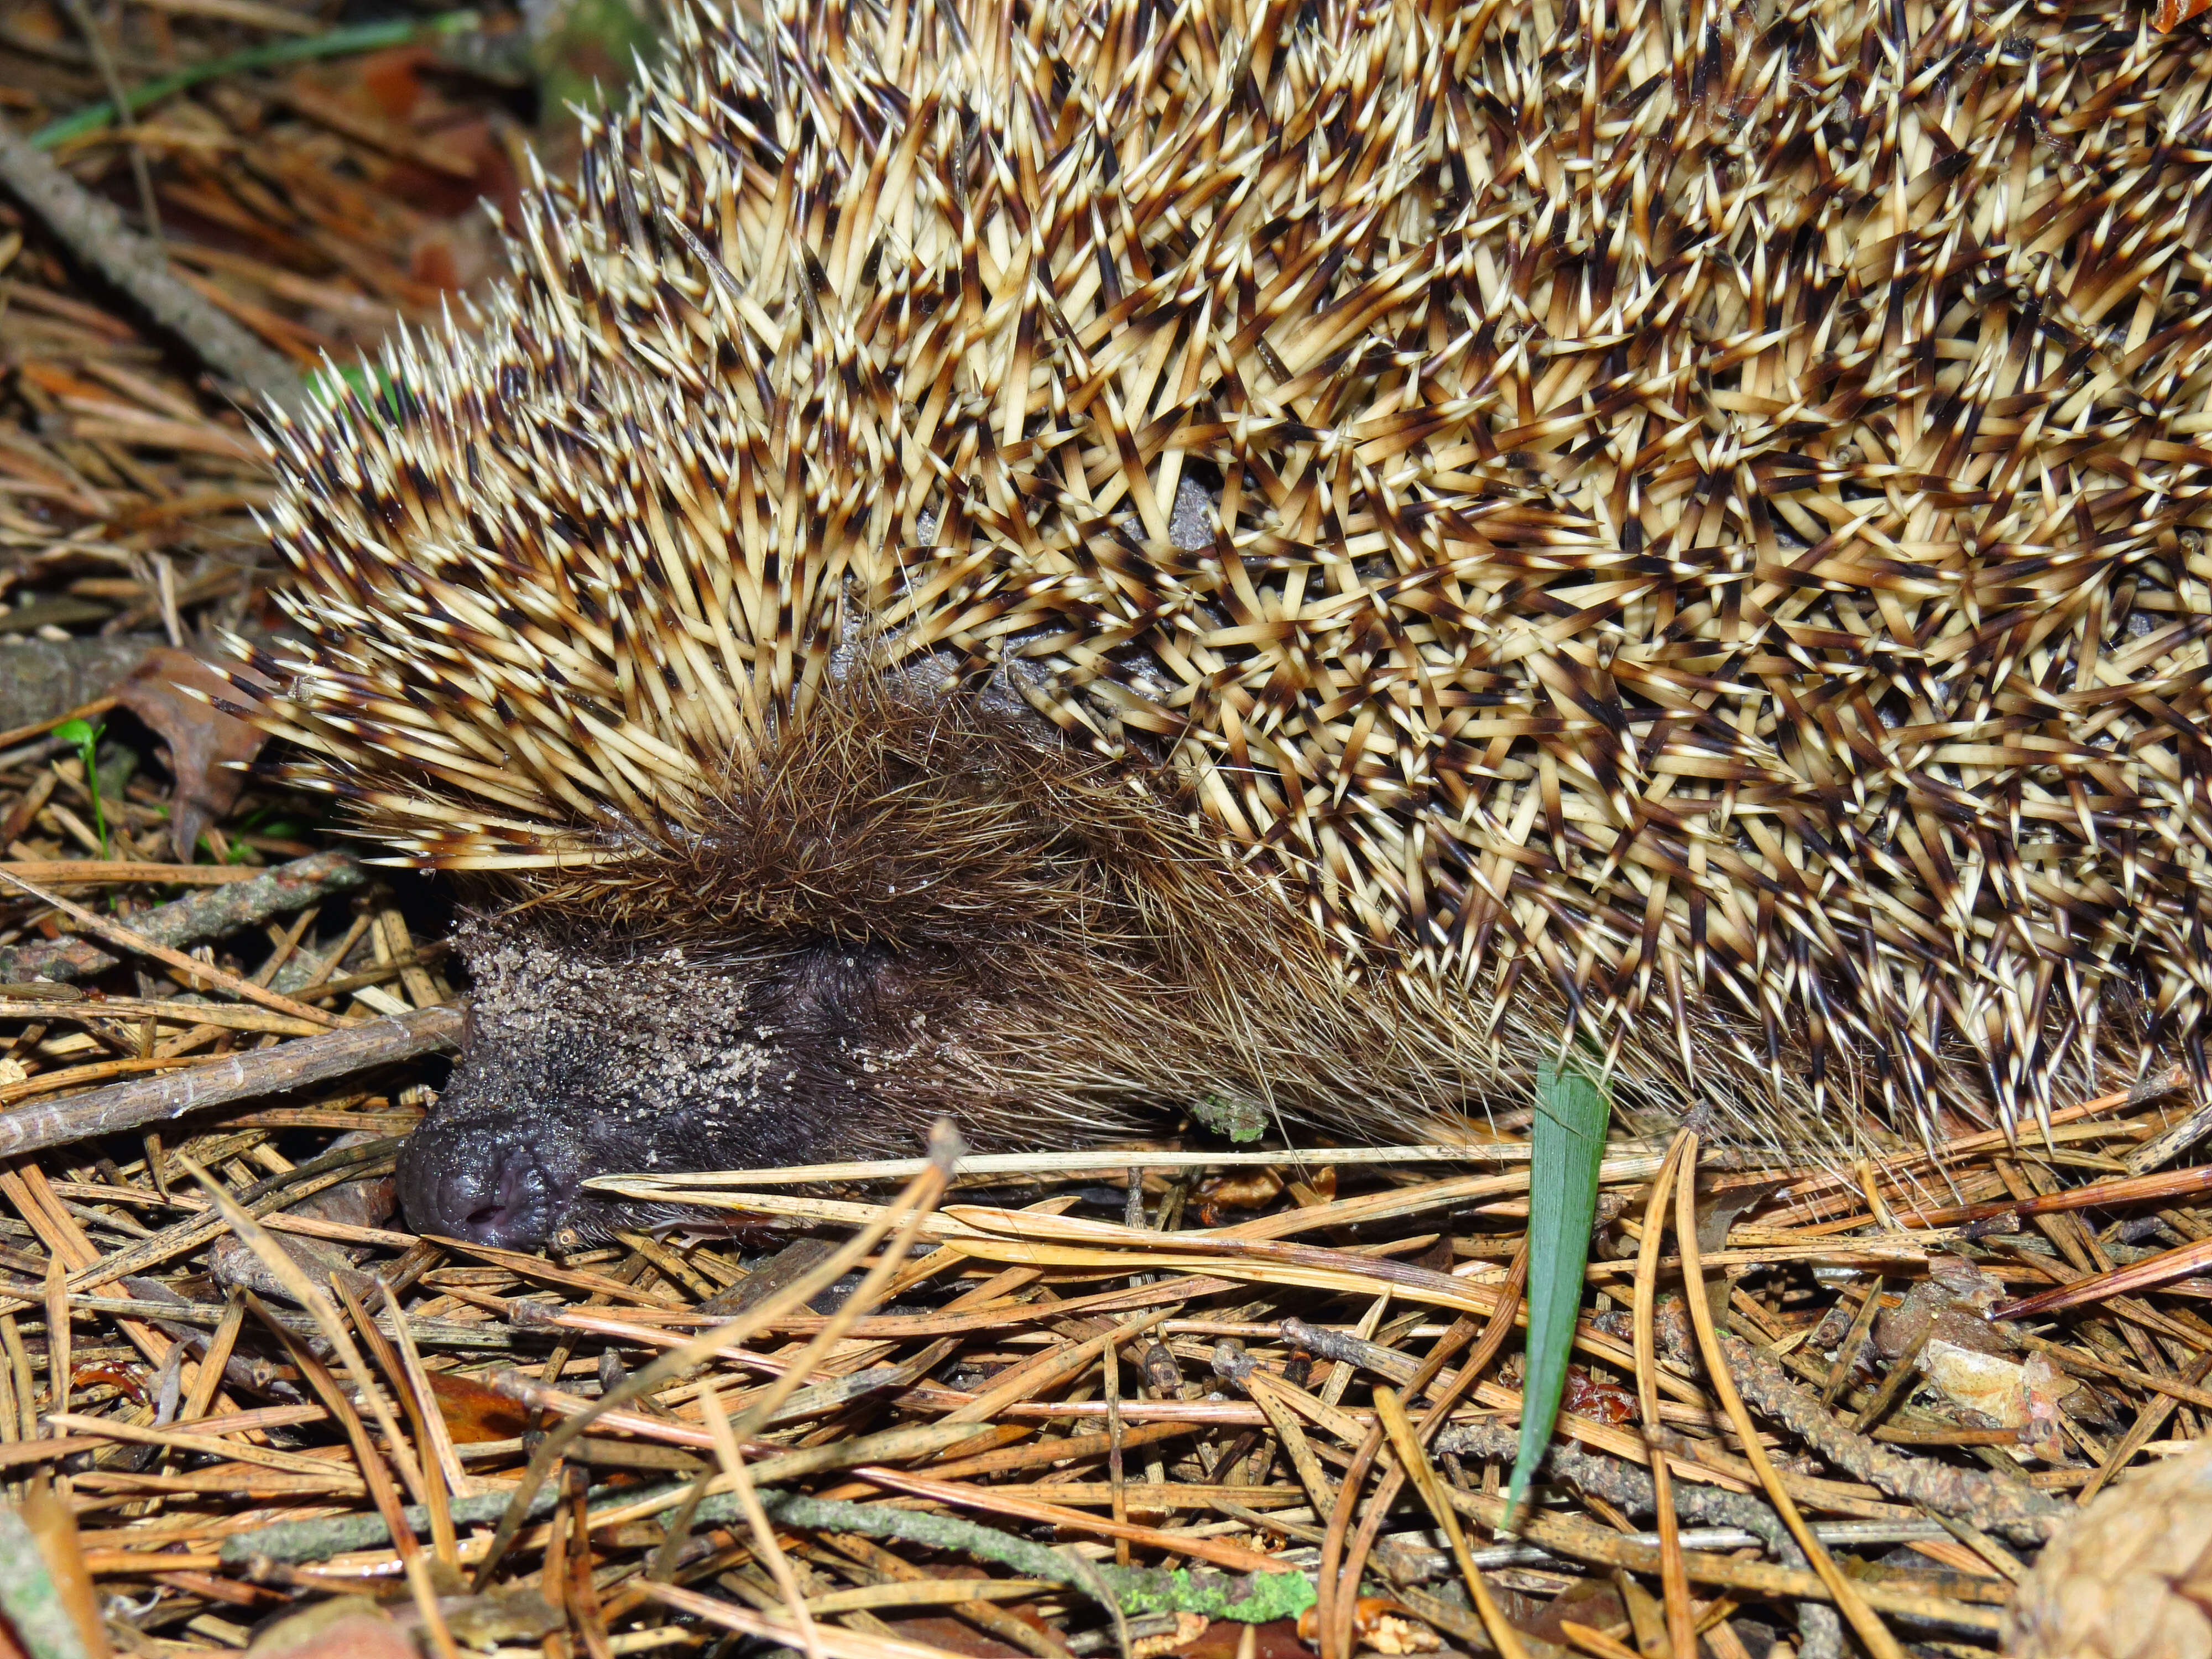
[1923,1340,2034,1426]
[1196,1168,1283,1223]
[424,1369,534,1443]
[1561,1364,1637,1426]
[1922,1338,2081,1433]
[114,648,271,861]
[1876,1255,2015,1360]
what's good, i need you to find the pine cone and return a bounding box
[2007,1441,2212,1659]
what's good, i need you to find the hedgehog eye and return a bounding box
[756,937,912,1033]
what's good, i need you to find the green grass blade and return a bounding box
[30,12,479,152]
[1505,1057,1610,1526]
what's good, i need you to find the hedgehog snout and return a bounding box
[396,1113,578,1245]
[394,916,966,1248]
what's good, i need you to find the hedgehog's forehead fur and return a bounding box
[249,0,2212,1169]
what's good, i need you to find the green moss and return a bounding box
[1192,1092,1268,1143]
[1105,1565,1316,1624]
[533,0,662,120]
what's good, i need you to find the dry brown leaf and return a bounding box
[115,648,273,860]
[422,1368,536,1443]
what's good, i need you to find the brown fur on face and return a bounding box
[399,678,1501,1242]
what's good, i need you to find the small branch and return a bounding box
[0,1004,461,1156]
[0,109,304,409]
[1641,1298,2071,1542]
[1434,1422,1843,1659]
[1703,1318,2072,1545]
[0,864,345,1027]
[227,1480,579,1567]
[221,1480,1316,1626]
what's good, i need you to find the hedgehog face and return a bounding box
[400,888,1137,1246]
[396,924,962,1244]
[387,691,1213,1243]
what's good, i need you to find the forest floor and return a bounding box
[1,6,2210,1658]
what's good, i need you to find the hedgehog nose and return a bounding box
[398,1129,556,1246]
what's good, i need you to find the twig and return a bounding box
[0,112,301,407]
[0,1006,461,1156]
[0,865,341,1026]
[225,1483,585,1567]
[1687,1314,2073,1544]
[218,1470,1319,1629]
[1433,1423,1841,1659]
[2125,1084,2212,1175]
[1426,1462,2002,1632]
[737,1492,1313,1625]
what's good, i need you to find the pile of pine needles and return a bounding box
[1,0,530,620]
[0,847,2204,1659]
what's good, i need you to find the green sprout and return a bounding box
[194,830,258,866]
[53,718,107,858]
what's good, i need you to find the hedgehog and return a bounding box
[234,0,2212,1248]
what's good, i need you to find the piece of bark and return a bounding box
[0,1005,462,1156]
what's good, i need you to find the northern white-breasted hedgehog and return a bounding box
[238,0,2212,1246]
